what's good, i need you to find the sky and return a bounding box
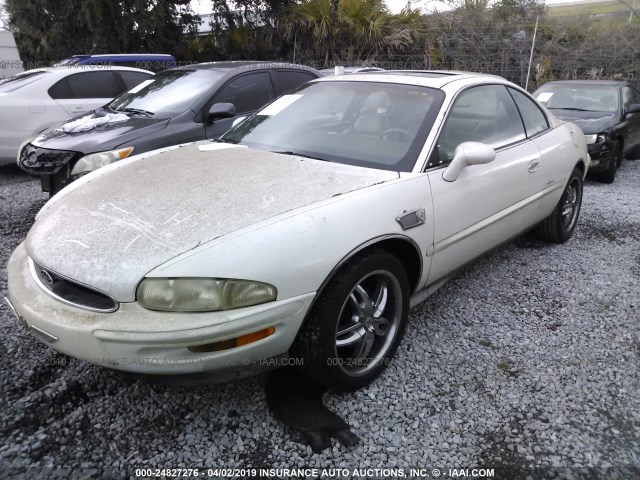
[189,0,588,15]
[0,0,599,30]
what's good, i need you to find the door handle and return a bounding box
[528,159,540,173]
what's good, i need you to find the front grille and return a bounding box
[19,143,79,175]
[30,259,118,313]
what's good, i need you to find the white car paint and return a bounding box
[6,71,589,384]
[0,66,152,164]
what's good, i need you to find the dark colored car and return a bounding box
[533,80,640,183]
[55,54,177,72]
[18,61,321,195]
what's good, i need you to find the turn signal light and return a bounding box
[188,327,275,353]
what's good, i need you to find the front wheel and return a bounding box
[536,167,583,243]
[596,140,621,184]
[291,249,409,391]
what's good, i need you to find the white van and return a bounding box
[0,31,23,79]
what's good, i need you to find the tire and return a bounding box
[627,146,640,160]
[536,167,583,243]
[596,140,621,184]
[291,249,410,392]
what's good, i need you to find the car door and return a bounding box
[622,85,640,154]
[425,84,546,283]
[48,70,126,117]
[509,86,577,207]
[204,71,274,139]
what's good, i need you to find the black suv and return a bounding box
[19,61,320,195]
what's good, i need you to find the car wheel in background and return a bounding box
[536,167,583,243]
[626,146,640,160]
[292,249,409,392]
[596,140,622,184]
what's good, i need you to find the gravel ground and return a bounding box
[0,159,639,480]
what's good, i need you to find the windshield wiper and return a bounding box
[548,107,591,112]
[214,138,240,144]
[117,107,155,117]
[273,151,329,162]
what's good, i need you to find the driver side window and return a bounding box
[212,72,273,115]
[427,85,526,168]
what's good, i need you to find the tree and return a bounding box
[285,0,426,66]
[6,0,199,64]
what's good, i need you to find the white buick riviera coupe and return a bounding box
[6,71,588,391]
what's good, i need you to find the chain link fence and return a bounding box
[349,16,640,92]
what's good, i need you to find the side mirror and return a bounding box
[208,103,235,122]
[442,142,496,182]
[624,103,640,117]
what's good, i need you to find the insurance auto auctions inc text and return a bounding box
[195,468,495,478]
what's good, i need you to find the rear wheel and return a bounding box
[627,146,640,160]
[536,167,583,243]
[291,249,409,391]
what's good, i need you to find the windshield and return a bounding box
[535,84,619,113]
[220,81,444,172]
[109,69,223,116]
[0,70,48,93]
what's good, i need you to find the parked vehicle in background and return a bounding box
[319,66,385,76]
[0,66,153,166]
[54,54,176,73]
[18,61,321,196]
[7,71,588,391]
[533,80,640,183]
[0,31,23,79]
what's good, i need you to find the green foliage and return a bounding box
[6,0,639,86]
[285,0,426,66]
[6,0,199,64]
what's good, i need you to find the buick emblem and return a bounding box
[40,269,54,285]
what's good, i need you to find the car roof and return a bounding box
[174,61,319,73]
[539,80,624,87]
[319,67,385,74]
[315,70,510,89]
[21,66,154,76]
[67,53,174,59]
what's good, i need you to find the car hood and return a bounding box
[26,144,399,301]
[550,110,619,134]
[31,109,170,154]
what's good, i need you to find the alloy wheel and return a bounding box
[334,269,403,376]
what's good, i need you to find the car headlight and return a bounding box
[584,133,606,145]
[70,147,134,176]
[136,278,278,312]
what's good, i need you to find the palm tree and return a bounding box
[286,0,426,66]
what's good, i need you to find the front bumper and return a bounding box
[18,143,81,194]
[586,141,615,173]
[7,242,314,377]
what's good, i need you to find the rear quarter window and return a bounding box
[272,70,318,97]
[49,71,124,99]
[508,87,549,137]
[118,71,153,90]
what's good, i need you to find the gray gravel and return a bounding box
[0,159,639,479]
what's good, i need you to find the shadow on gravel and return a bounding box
[513,236,548,250]
[0,197,47,238]
[0,164,32,185]
[265,367,360,452]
